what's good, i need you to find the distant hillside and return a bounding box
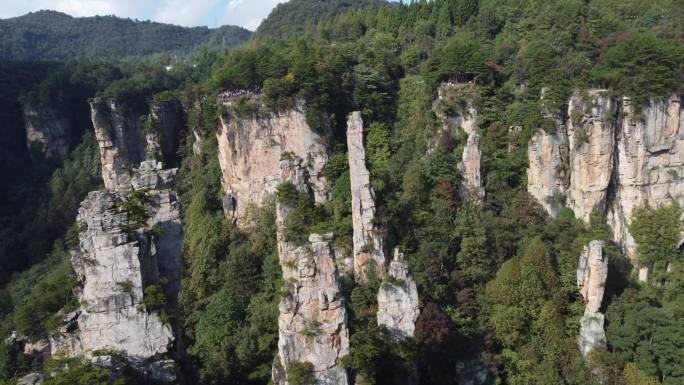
[0,10,252,60]
[256,0,389,39]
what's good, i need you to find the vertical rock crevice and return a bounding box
[50,98,184,383]
[274,157,350,385]
[527,127,568,217]
[216,103,328,222]
[90,96,183,191]
[606,95,684,267]
[566,90,616,223]
[527,91,684,273]
[435,83,485,204]
[23,104,72,160]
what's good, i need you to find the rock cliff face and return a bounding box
[436,84,485,203]
[52,161,181,381]
[217,105,328,222]
[567,90,616,223]
[527,127,568,218]
[346,112,386,281]
[577,241,608,356]
[48,97,184,381]
[377,249,419,340]
[273,157,350,385]
[23,105,72,159]
[90,97,147,190]
[90,97,183,190]
[607,95,684,263]
[527,91,684,267]
[148,99,184,168]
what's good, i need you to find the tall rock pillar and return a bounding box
[49,98,185,383]
[377,249,419,340]
[273,157,350,385]
[346,112,386,282]
[577,241,608,357]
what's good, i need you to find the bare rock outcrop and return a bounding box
[217,104,328,222]
[577,241,608,356]
[527,127,568,217]
[567,90,616,223]
[377,249,419,340]
[17,373,43,385]
[273,157,350,385]
[607,95,684,263]
[436,83,485,203]
[527,91,684,271]
[90,97,183,190]
[147,98,184,168]
[50,161,181,382]
[23,105,72,160]
[347,112,386,281]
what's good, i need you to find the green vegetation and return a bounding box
[1,0,683,384]
[600,204,684,385]
[629,204,682,275]
[179,101,281,384]
[115,189,150,235]
[41,358,125,385]
[0,10,251,61]
[286,361,314,385]
[0,131,99,347]
[256,0,388,39]
[35,356,165,385]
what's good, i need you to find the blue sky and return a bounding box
[0,0,400,31]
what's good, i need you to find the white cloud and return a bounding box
[153,0,220,27]
[0,0,287,29]
[217,0,284,30]
[0,0,145,19]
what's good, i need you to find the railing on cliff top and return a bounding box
[441,79,475,88]
[217,88,262,103]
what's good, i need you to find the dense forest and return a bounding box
[255,0,391,39]
[0,11,252,60]
[0,0,683,385]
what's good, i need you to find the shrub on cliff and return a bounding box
[630,203,682,278]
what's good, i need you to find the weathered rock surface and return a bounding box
[527,127,568,217]
[527,91,684,268]
[577,241,608,315]
[567,90,616,223]
[577,241,608,356]
[578,313,607,357]
[23,105,72,160]
[346,112,386,281]
[90,97,183,190]
[23,339,51,361]
[377,249,419,340]
[48,310,83,358]
[455,360,490,385]
[147,99,184,168]
[52,161,181,382]
[217,104,328,221]
[436,83,485,203]
[459,116,485,203]
[17,372,43,385]
[274,157,349,385]
[607,95,684,262]
[90,97,147,190]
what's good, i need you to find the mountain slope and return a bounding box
[0,10,252,60]
[256,0,389,39]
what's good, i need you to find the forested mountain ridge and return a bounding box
[0,10,252,60]
[0,0,683,385]
[256,0,391,39]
